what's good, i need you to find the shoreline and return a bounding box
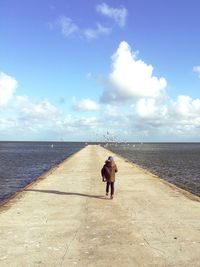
[101,145,200,201]
[0,145,87,210]
[1,144,199,211]
[1,142,199,207]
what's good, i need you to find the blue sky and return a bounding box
[1,0,200,141]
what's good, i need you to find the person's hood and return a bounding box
[105,160,113,166]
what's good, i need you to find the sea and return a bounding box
[0,142,200,204]
[106,142,200,197]
[0,142,86,204]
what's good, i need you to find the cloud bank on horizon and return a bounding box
[1,1,200,141]
[1,40,200,141]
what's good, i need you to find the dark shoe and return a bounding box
[106,192,108,196]
[110,195,114,199]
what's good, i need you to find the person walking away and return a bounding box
[101,156,118,199]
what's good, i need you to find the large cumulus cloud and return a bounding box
[101,41,167,103]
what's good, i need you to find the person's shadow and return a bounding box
[25,189,108,200]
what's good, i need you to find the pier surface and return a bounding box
[0,145,200,267]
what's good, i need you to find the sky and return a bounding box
[1,0,200,142]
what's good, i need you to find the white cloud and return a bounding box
[0,118,16,129]
[193,66,200,78]
[73,98,99,111]
[130,95,200,138]
[101,41,167,103]
[50,16,111,40]
[135,98,168,119]
[72,116,98,128]
[97,94,200,141]
[15,96,61,121]
[0,95,99,140]
[2,92,200,140]
[97,40,200,140]
[171,95,200,118]
[96,3,127,27]
[97,23,112,34]
[105,105,119,117]
[56,15,79,37]
[166,96,200,137]
[0,72,17,107]
[49,4,127,41]
[83,23,112,39]
[55,116,99,137]
[83,28,98,39]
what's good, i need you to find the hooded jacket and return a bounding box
[101,160,118,182]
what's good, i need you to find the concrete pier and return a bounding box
[0,145,200,267]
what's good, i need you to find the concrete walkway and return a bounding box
[0,145,200,267]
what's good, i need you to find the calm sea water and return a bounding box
[1,142,199,204]
[0,142,85,203]
[106,143,200,197]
